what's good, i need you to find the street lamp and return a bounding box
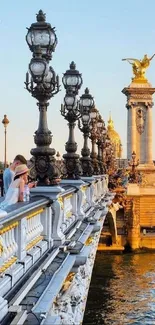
[105,136,113,173]
[100,125,107,173]
[61,62,83,179]
[78,88,94,177]
[96,115,106,175]
[25,10,60,185]
[89,107,100,175]
[2,114,9,169]
[26,9,57,61]
[128,151,139,183]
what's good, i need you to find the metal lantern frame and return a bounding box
[78,88,95,177]
[62,61,83,95]
[61,62,83,179]
[26,10,57,61]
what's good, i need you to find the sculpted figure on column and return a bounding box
[122,54,155,81]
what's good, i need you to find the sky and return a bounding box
[1,0,155,162]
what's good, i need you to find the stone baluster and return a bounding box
[17,217,27,260]
[71,192,78,221]
[92,180,98,202]
[101,176,106,197]
[97,179,102,199]
[52,198,65,246]
[81,186,89,212]
[26,209,44,251]
[64,195,73,219]
[0,223,18,275]
[40,207,53,248]
[89,182,95,206]
[77,187,85,220]
[61,195,74,231]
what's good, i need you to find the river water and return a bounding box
[83,252,155,325]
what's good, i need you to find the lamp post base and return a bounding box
[80,157,94,177]
[30,149,60,186]
[63,153,82,179]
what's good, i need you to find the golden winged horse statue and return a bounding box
[122,54,155,81]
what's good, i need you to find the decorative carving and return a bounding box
[136,107,146,134]
[29,154,60,185]
[34,132,52,146]
[63,156,82,179]
[132,199,140,228]
[130,94,153,100]
[80,158,94,177]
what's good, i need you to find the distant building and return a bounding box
[107,114,122,159]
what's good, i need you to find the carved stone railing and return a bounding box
[0,175,114,324]
[0,199,49,295]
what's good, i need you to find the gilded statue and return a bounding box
[122,54,155,81]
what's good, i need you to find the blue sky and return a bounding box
[1,0,155,162]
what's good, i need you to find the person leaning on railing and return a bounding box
[3,155,36,194]
[0,165,30,217]
[3,155,28,194]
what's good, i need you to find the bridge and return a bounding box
[0,176,115,325]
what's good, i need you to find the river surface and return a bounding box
[83,252,155,325]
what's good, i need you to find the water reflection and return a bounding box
[83,252,155,325]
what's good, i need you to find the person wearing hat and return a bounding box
[3,154,27,194]
[0,164,29,212]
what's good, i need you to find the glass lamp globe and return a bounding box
[64,94,76,110]
[62,62,82,93]
[82,114,90,124]
[26,10,57,59]
[29,57,48,82]
[80,88,94,109]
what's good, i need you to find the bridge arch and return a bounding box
[103,204,118,244]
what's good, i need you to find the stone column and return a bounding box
[127,107,130,160]
[130,106,136,158]
[146,104,153,164]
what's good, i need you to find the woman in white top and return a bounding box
[0,164,29,213]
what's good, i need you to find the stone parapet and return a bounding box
[0,175,112,325]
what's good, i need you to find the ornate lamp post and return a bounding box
[25,10,60,185]
[89,107,100,175]
[128,151,139,183]
[61,62,83,179]
[96,115,106,175]
[26,9,57,61]
[101,126,107,173]
[2,115,9,169]
[105,136,112,173]
[78,88,94,177]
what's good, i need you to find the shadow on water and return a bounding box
[83,251,155,325]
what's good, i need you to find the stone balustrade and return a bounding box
[0,175,113,325]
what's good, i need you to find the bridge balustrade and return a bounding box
[0,175,112,324]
